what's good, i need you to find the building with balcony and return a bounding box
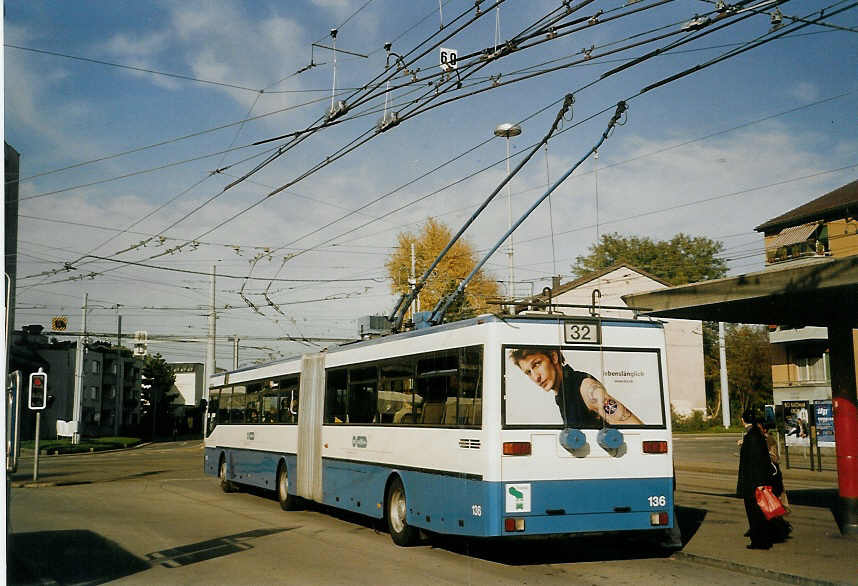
[757,179,858,436]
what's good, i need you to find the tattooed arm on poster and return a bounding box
[579,377,642,425]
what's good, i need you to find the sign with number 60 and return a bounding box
[440,47,458,71]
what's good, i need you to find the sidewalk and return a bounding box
[674,462,857,586]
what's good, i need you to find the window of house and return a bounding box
[91,361,100,374]
[796,353,829,382]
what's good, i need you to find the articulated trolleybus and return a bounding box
[204,313,675,545]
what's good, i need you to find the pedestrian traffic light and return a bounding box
[29,369,48,410]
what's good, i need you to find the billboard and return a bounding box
[783,400,810,447]
[813,400,835,446]
[503,346,665,428]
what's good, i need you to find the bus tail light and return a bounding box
[504,518,525,532]
[503,442,531,456]
[642,440,668,454]
[650,512,669,526]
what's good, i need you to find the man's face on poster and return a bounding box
[516,351,562,393]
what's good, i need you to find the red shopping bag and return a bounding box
[755,485,787,520]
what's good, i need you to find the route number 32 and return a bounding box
[564,320,600,344]
[648,495,667,507]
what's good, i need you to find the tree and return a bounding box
[141,353,177,438]
[571,232,728,285]
[725,324,773,418]
[386,218,500,321]
[571,232,732,418]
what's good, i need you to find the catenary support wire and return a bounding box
[429,101,628,326]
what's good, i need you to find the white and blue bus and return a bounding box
[204,314,675,546]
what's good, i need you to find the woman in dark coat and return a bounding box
[737,408,774,549]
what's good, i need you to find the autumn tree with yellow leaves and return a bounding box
[386,218,500,322]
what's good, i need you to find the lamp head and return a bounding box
[493,122,522,138]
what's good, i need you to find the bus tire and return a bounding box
[386,476,418,546]
[277,462,299,511]
[219,455,235,493]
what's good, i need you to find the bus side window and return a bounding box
[207,389,220,435]
[325,369,348,423]
[246,383,261,424]
[380,359,415,424]
[459,346,483,426]
[277,375,299,423]
[348,366,378,424]
[417,351,458,426]
[261,379,278,424]
[231,385,247,424]
[262,393,278,423]
[218,387,232,424]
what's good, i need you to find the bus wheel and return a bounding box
[219,456,235,493]
[277,463,299,511]
[386,476,418,546]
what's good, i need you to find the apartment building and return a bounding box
[757,179,858,445]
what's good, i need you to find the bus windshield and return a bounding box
[504,345,665,428]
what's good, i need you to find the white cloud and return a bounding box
[789,82,820,103]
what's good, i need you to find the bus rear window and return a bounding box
[504,346,664,428]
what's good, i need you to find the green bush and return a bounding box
[671,405,743,433]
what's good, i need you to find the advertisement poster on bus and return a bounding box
[503,346,665,428]
[783,400,810,446]
[813,400,835,446]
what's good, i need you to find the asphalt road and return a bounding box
[7,437,834,585]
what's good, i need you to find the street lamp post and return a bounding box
[494,122,522,307]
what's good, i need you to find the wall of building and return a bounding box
[549,267,707,416]
[826,218,858,258]
[169,363,204,408]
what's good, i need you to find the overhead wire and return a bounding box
[18,2,848,326]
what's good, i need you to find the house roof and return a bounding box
[545,263,672,298]
[755,179,858,234]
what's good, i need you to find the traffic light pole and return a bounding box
[33,412,40,481]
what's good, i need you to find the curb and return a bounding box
[673,551,846,586]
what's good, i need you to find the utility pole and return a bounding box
[115,314,123,436]
[205,266,217,400]
[409,243,418,319]
[72,292,88,444]
[232,336,239,370]
[718,322,731,428]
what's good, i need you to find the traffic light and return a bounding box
[29,369,48,410]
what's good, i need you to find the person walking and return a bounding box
[759,420,793,540]
[737,408,775,549]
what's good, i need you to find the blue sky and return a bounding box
[5,0,857,365]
